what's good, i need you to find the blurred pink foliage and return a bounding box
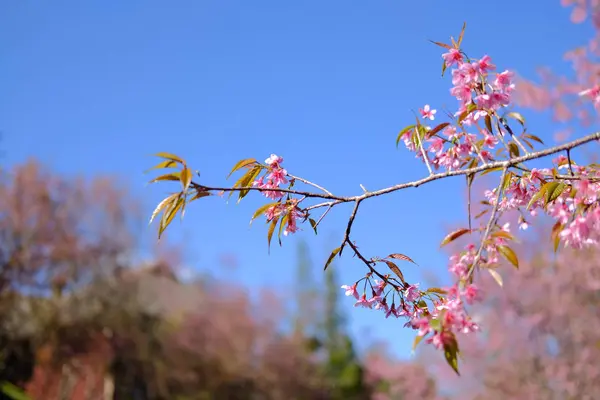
[515,0,600,141]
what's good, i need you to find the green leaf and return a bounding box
[267,217,279,251]
[497,245,519,268]
[149,172,181,184]
[429,318,441,331]
[150,193,179,226]
[396,125,415,148]
[324,246,342,271]
[506,111,526,126]
[441,59,447,77]
[239,165,262,202]
[0,382,31,400]
[382,260,405,283]
[227,158,257,179]
[180,167,192,191]
[277,213,289,246]
[427,287,448,294]
[480,166,504,176]
[387,253,417,265]
[508,142,520,157]
[145,159,179,173]
[526,183,550,210]
[250,202,280,224]
[484,114,493,134]
[158,195,184,238]
[457,22,467,48]
[309,218,318,234]
[545,182,566,205]
[443,333,461,376]
[502,171,513,191]
[458,103,477,124]
[412,334,424,354]
[551,221,563,253]
[440,228,471,247]
[155,152,184,164]
[487,268,503,287]
[491,230,516,242]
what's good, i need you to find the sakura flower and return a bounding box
[420,104,437,120]
[341,283,360,300]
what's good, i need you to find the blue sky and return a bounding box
[0,1,593,360]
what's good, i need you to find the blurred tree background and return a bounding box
[0,159,439,399]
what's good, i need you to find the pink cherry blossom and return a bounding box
[420,104,437,120]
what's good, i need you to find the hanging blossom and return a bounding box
[252,154,304,237]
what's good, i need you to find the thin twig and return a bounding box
[315,205,333,228]
[415,130,434,175]
[288,174,333,195]
[466,167,508,281]
[566,149,575,177]
[345,239,402,292]
[339,199,362,256]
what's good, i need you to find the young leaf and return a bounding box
[427,287,448,294]
[0,382,31,400]
[545,182,566,205]
[145,159,179,172]
[497,245,519,268]
[396,125,415,148]
[267,217,279,251]
[150,193,179,225]
[239,165,262,202]
[158,195,184,238]
[324,246,342,271]
[250,202,280,224]
[149,172,182,184]
[277,213,289,246]
[441,59,447,77]
[457,22,466,48]
[155,152,184,164]
[383,260,405,283]
[506,111,526,126]
[425,122,450,138]
[227,158,257,179]
[488,268,503,287]
[491,230,516,241]
[309,218,318,234]
[526,184,549,210]
[387,253,417,265]
[524,133,544,145]
[484,114,493,134]
[551,221,563,253]
[412,334,424,354]
[189,190,210,202]
[180,167,192,191]
[440,228,471,247]
[508,142,520,158]
[480,166,504,176]
[443,333,460,376]
[429,40,452,50]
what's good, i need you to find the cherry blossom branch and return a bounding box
[191,131,600,208]
[287,174,333,195]
[467,167,508,281]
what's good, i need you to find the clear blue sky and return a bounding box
[0,1,592,359]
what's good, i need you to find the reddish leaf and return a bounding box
[440,228,471,247]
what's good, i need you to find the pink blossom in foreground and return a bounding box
[420,104,437,120]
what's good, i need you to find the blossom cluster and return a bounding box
[344,46,600,356]
[400,50,515,172]
[253,154,303,236]
[245,42,600,365]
